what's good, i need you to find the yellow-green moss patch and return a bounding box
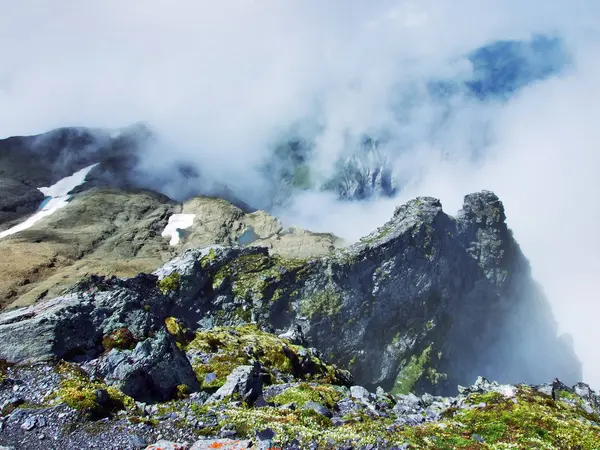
[50,361,135,417]
[271,383,342,408]
[211,253,307,301]
[185,385,600,449]
[185,325,348,389]
[102,327,137,351]
[158,272,181,295]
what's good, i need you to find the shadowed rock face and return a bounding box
[0,191,580,397]
[0,125,148,230]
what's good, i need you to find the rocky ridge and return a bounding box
[0,190,589,448]
[0,189,340,309]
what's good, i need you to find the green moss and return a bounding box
[176,384,190,399]
[558,390,579,401]
[189,385,600,449]
[158,272,181,295]
[101,328,137,351]
[271,384,342,408]
[234,306,252,323]
[426,366,447,385]
[299,285,343,319]
[51,361,135,417]
[185,325,348,389]
[360,224,394,245]
[128,416,159,427]
[336,248,358,266]
[211,253,307,301]
[422,387,600,449]
[200,248,218,268]
[393,345,432,395]
[0,359,13,384]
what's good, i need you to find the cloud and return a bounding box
[1,0,600,386]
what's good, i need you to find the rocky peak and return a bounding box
[0,191,579,403]
[458,190,507,227]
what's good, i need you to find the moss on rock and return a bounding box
[393,345,433,395]
[158,271,181,295]
[298,285,343,319]
[185,325,349,389]
[184,384,600,449]
[101,327,137,352]
[270,383,342,409]
[210,253,307,301]
[51,361,135,417]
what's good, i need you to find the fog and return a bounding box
[1,1,599,386]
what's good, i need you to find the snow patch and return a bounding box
[0,164,98,239]
[161,214,196,245]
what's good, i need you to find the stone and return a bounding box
[350,385,371,401]
[303,401,332,418]
[206,363,262,405]
[100,331,200,403]
[20,416,36,431]
[127,434,147,449]
[95,389,111,406]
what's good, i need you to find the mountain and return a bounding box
[0,126,594,449]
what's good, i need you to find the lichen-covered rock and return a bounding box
[206,363,262,405]
[0,273,169,363]
[95,331,200,403]
[184,324,351,390]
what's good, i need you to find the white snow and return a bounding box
[161,214,196,245]
[0,164,98,239]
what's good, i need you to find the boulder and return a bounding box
[98,331,200,403]
[206,362,262,405]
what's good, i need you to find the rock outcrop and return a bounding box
[0,190,592,449]
[0,191,580,397]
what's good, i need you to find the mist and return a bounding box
[1,1,600,387]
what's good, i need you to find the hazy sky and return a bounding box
[1,0,600,386]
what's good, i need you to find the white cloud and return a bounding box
[1,0,600,386]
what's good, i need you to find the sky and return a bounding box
[1,0,600,386]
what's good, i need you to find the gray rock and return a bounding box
[473,434,485,443]
[99,331,200,403]
[303,401,332,418]
[0,177,45,229]
[204,373,217,385]
[278,324,307,346]
[350,385,371,401]
[127,434,147,449]
[95,389,110,406]
[0,273,168,364]
[206,363,262,405]
[20,416,36,431]
[0,397,24,413]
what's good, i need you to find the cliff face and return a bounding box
[0,191,580,396]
